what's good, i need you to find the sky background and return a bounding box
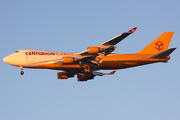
[1,0,180,120]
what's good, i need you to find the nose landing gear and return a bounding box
[19,66,24,75]
[20,71,24,75]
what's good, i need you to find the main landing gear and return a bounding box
[19,66,24,75]
[82,64,94,80]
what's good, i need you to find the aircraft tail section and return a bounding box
[148,47,176,59]
[138,32,174,54]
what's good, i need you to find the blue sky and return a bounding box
[1,0,180,120]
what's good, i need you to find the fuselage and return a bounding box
[3,50,170,71]
[2,29,175,81]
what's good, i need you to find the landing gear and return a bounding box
[77,72,94,81]
[20,71,24,75]
[77,63,94,81]
[19,66,24,75]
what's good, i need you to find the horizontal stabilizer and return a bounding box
[148,47,176,59]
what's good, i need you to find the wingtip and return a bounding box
[127,27,137,33]
[109,70,116,74]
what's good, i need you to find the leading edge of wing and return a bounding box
[101,27,137,46]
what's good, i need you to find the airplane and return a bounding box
[3,27,176,81]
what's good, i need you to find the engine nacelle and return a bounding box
[88,47,100,54]
[57,72,74,79]
[62,57,74,64]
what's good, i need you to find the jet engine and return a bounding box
[57,72,74,79]
[88,47,102,54]
[55,57,78,64]
[63,57,74,64]
[57,57,78,64]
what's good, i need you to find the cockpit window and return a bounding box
[15,51,19,53]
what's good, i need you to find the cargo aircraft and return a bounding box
[3,27,176,81]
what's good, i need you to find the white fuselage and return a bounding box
[3,50,78,68]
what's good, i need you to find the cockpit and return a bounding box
[14,51,19,53]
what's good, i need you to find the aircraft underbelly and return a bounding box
[98,60,154,69]
[98,61,135,69]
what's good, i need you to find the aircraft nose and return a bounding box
[3,56,8,63]
[3,55,13,64]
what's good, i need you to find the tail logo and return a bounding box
[155,41,164,51]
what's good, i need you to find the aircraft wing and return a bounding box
[57,70,116,81]
[92,70,116,76]
[79,27,137,56]
[76,70,116,81]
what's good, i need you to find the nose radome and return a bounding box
[3,56,8,63]
[3,56,13,64]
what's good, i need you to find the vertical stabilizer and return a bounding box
[138,32,174,54]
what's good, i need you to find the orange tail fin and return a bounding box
[138,32,174,54]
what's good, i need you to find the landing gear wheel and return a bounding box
[19,66,24,75]
[20,71,24,75]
